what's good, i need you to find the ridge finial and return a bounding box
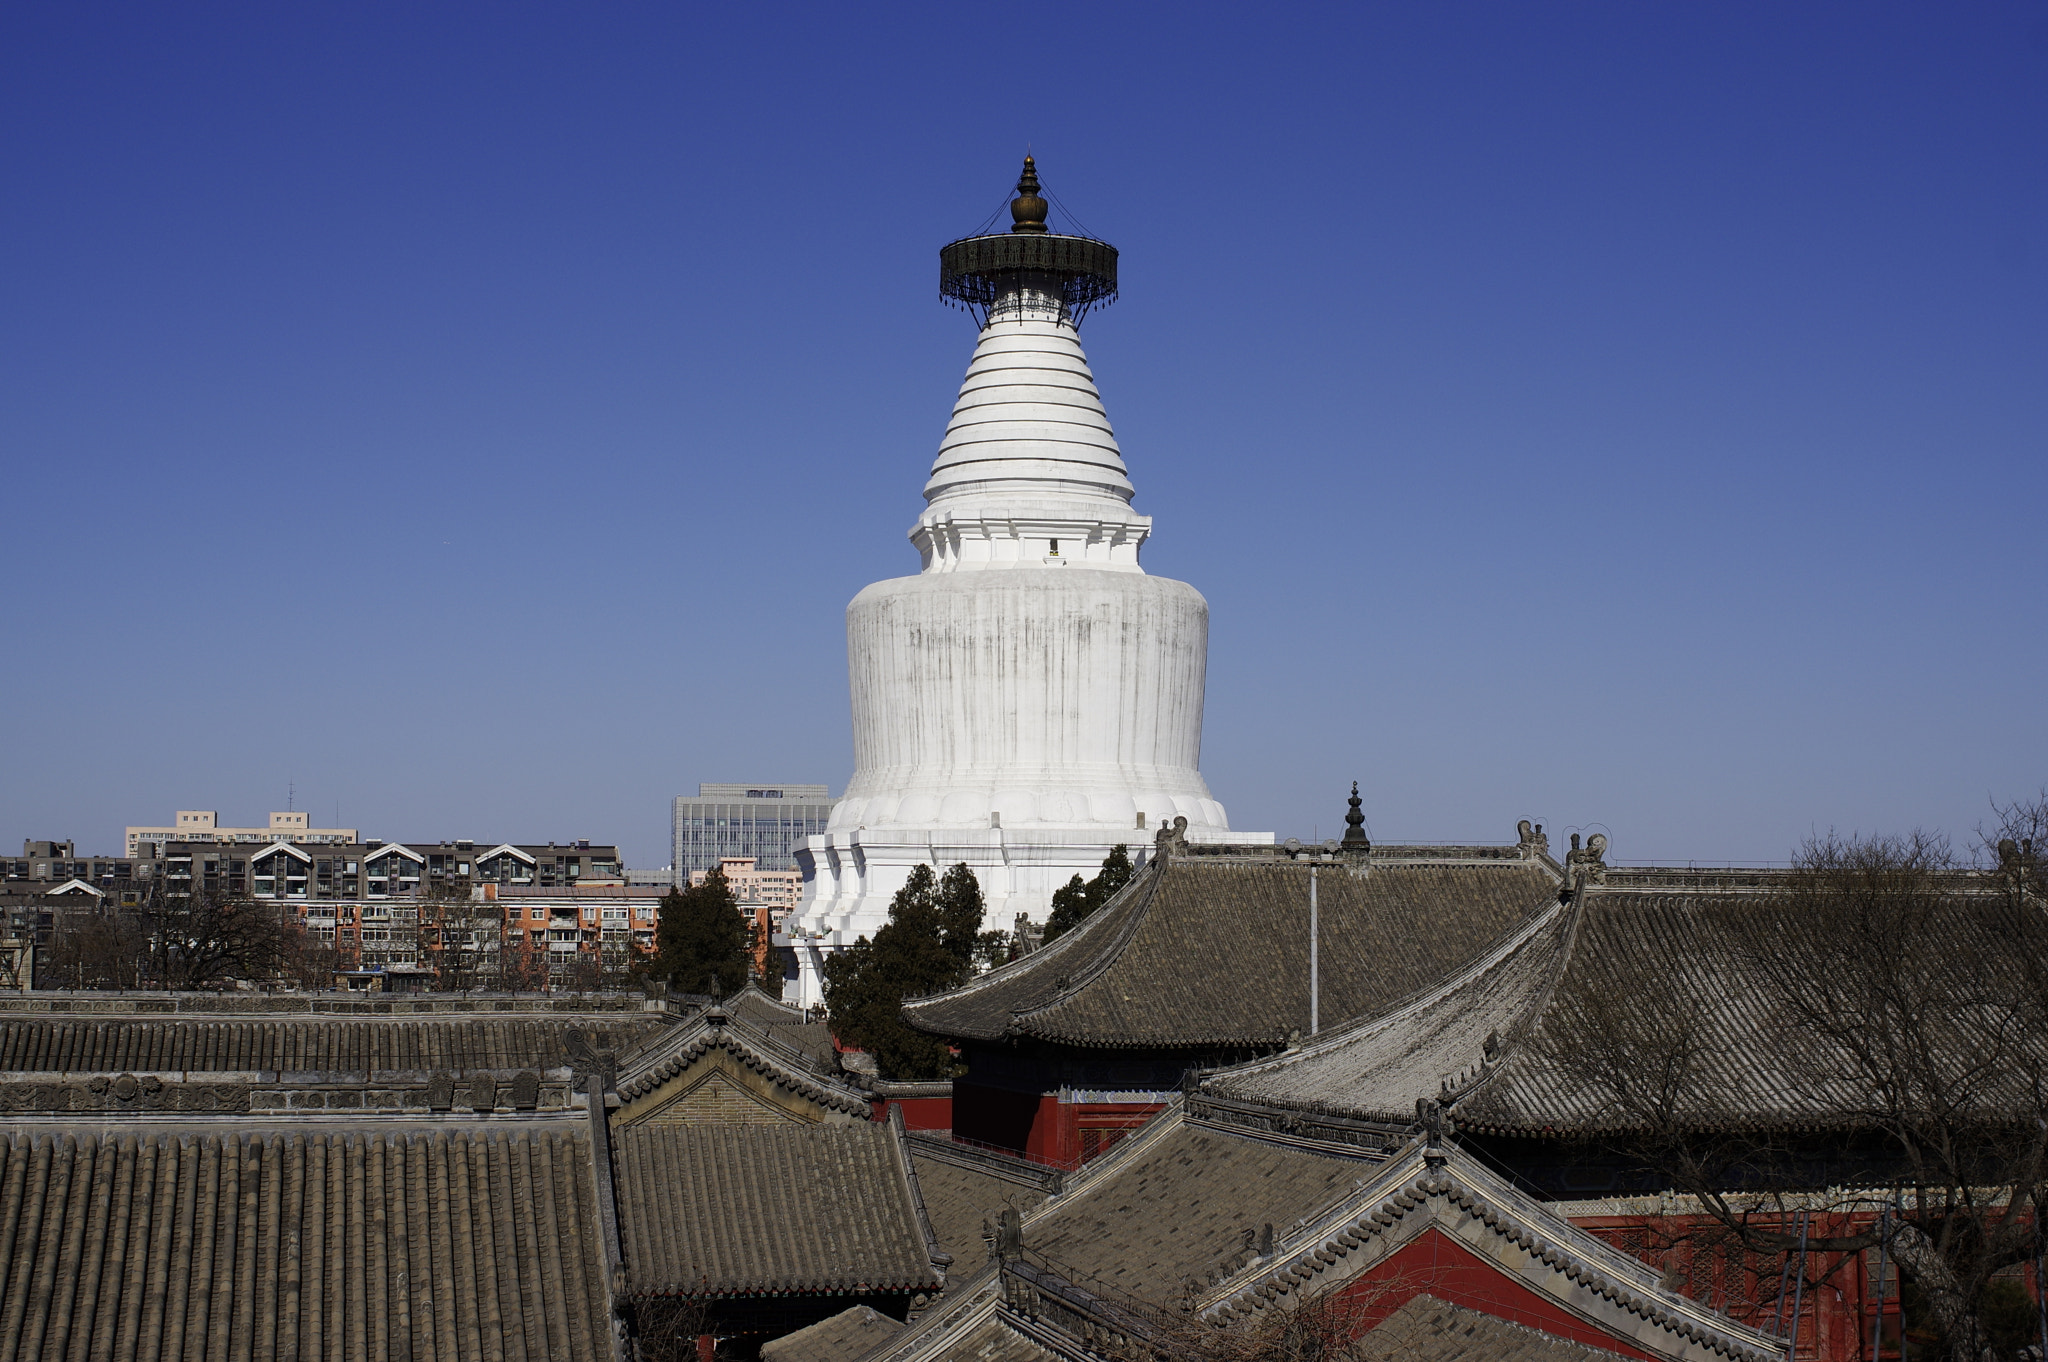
[1010,155,1049,234]
[1342,780,1369,847]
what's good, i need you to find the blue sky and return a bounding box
[4,3,2044,867]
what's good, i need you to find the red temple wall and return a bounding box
[1331,1227,1659,1360]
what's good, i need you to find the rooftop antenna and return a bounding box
[287,778,295,813]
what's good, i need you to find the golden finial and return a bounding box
[1009,155,1048,234]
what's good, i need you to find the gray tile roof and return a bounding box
[1354,1293,1634,1361]
[1019,1111,1376,1302]
[0,1121,612,1362]
[1201,903,1573,1123]
[904,1137,1058,1265]
[1453,882,2048,1136]
[0,1014,661,1076]
[759,1304,903,1362]
[729,983,806,1026]
[726,986,837,1065]
[613,1123,942,1298]
[844,1273,1058,1362]
[868,1125,1782,1362]
[614,1006,871,1119]
[1193,870,2048,1138]
[905,854,1560,1049]
[922,1311,1060,1362]
[1195,1137,1783,1361]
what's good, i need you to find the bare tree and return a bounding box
[142,886,305,989]
[623,1295,711,1362]
[418,882,503,992]
[44,909,148,990]
[1533,827,2048,1361]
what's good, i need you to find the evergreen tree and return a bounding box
[1041,844,1134,943]
[936,862,986,968]
[823,862,984,1081]
[653,867,749,997]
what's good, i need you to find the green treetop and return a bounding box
[823,862,986,1081]
[653,867,750,998]
[1042,844,1134,944]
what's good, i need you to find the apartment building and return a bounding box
[126,810,359,855]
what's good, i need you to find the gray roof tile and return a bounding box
[759,1304,903,1362]
[1203,903,1572,1122]
[905,1143,1056,1265]
[1020,1117,1373,1301]
[0,1121,612,1361]
[0,1014,660,1075]
[906,855,1559,1049]
[613,1123,940,1298]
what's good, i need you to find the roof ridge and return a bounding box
[613,1009,869,1116]
[902,854,1163,1028]
[998,857,1168,1031]
[1199,899,1569,1093]
[1024,1100,1185,1217]
[1199,1141,1785,1360]
[1441,887,1593,1112]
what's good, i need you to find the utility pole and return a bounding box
[1309,864,1319,1036]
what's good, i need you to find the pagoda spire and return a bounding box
[915,158,1148,573]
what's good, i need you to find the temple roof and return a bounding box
[904,849,1560,1050]
[1200,901,1574,1123]
[859,1114,1779,1362]
[612,1121,943,1299]
[0,1010,661,1077]
[904,1133,1061,1266]
[726,983,837,1068]
[1196,867,2048,1137]
[0,1119,613,1362]
[1451,877,2047,1135]
[1016,1104,1375,1302]
[759,1304,905,1362]
[613,999,870,1121]
[839,1277,1058,1362]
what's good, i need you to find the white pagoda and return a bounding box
[790,158,1259,1004]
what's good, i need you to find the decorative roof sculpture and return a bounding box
[1342,780,1370,848]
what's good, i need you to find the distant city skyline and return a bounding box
[4,5,2044,869]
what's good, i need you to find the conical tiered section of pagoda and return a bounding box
[790,158,1260,1003]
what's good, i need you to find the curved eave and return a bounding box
[615,1025,870,1117]
[1198,1087,1425,1130]
[633,1274,940,1301]
[1000,1022,1290,1053]
[1450,1109,1962,1140]
[903,860,1165,1041]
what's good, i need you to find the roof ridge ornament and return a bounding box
[1341,782,1369,850]
[1010,155,1049,233]
[1562,832,1608,898]
[1152,815,1190,860]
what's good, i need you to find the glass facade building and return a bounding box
[671,783,833,879]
